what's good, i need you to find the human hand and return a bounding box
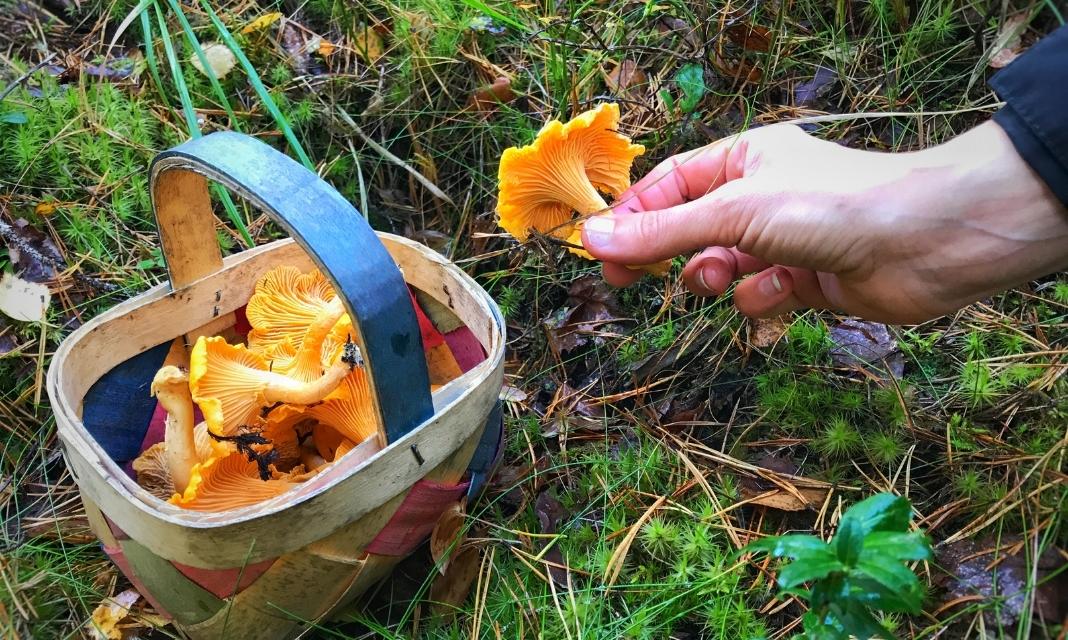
[581,122,1068,324]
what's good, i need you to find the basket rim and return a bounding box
[47,234,505,566]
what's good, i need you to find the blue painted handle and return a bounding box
[149,131,434,444]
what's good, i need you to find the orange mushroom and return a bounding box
[133,366,230,500]
[169,451,313,512]
[188,335,361,437]
[246,266,347,381]
[264,364,377,453]
[496,103,669,276]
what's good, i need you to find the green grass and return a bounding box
[2,0,1067,638]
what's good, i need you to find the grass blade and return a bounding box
[139,8,172,109]
[162,0,241,130]
[154,2,253,247]
[196,0,313,170]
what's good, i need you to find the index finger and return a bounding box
[612,135,748,214]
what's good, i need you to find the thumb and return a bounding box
[581,179,762,265]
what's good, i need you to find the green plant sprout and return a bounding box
[743,493,932,640]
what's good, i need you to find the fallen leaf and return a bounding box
[605,59,647,99]
[499,384,528,403]
[241,12,283,34]
[467,77,515,111]
[0,272,50,322]
[535,490,572,588]
[3,217,64,283]
[725,23,771,52]
[0,321,17,356]
[354,25,385,63]
[430,502,466,573]
[989,13,1030,69]
[711,52,763,83]
[829,320,904,379]
[795,66,836,106]
[190,42,236,79]
[738,454,830,511]
[935,537,1066,625]
[279,21,314,76]
[87,589,140,640]
[750,316,787,348]
[429,546,481,616]
[544,276,625,354]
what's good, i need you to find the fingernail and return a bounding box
[759,271,784,297]
[583,216,615,249]
[697,261,726,294]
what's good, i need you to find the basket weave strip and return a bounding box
[365,479,469,556]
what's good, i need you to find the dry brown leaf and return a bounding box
[741,485,829,511]
[605,59,647,99]
[989,13,1029,69]
[429,546,481,616]
[750,316,787,348]
[87,589,140,640]
[499,384,528,403]
[725,23,771,52]
[430,501,466,573]
[354,25,385,63]
[738,454,830,511]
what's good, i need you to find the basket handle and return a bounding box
[148,131,434,444]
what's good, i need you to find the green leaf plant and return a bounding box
[742,493,932,640]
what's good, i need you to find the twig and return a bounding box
[0,214,118,292]
[332,107,455,206]
[0,53,58,105]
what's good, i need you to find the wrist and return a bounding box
[892,121,1068,294]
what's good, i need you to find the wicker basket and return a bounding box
[46,132,505,639]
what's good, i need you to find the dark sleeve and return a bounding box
[989,25,1068,206]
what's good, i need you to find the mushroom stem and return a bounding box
[553,158,611,222]
[302,298,346,359]
[151,366,197,494]
[288,297,346,379]
[261,341,362,406]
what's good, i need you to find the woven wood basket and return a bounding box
[46,132,505,639]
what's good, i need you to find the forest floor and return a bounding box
[0,0,1065,638]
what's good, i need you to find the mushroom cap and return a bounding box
[263,311,357,383]
[150,365,191,397]
[169,452,304,511]
[310,423,355,462]
[496,103,644,242]
[133,423,232,500]
[189,336,273,436]
[304,367,377,445]
[246,266,339,358]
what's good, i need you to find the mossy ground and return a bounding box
[0,0,1065,638]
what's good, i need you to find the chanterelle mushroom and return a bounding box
[246,266,347,381]
[132,366,230,500]
[266,364,376,457]
[496,103,669,276]
[189,335,361,437]
[169,451,312,512]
